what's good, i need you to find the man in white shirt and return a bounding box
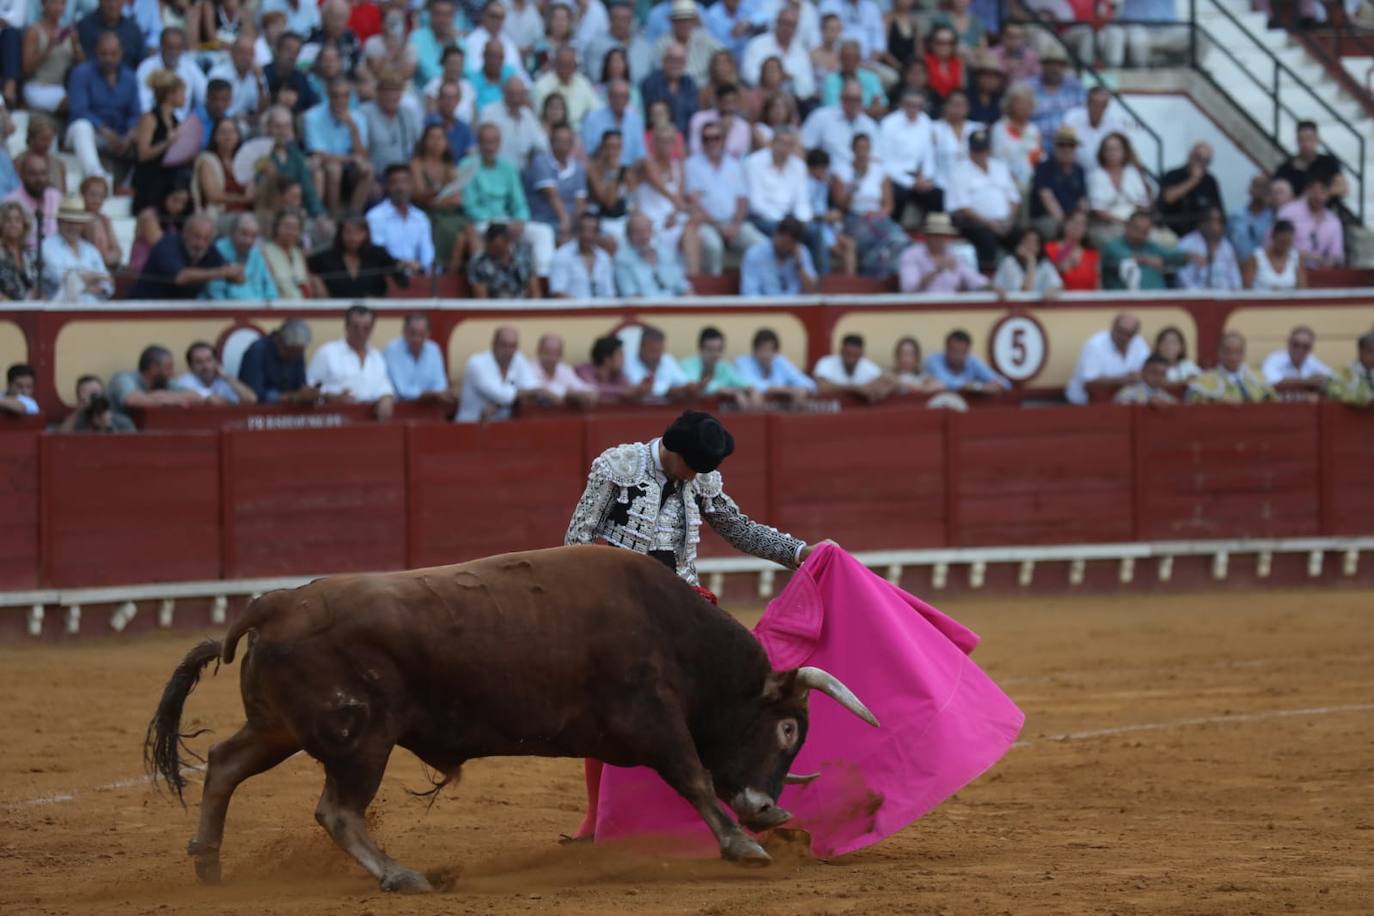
[1261,324,1332,399]
[1176,207,1243,292]
[456,324,548,422]
[743,128,812,233]
[880,89,940,224]
[135,26,207,120]
[813,333,893,402]
[799,78,877,174]
[685,121,766,275]
[946,129,1020,271]
[742,5,815,101]
[817,0,883,61]
[549,211,617,298]
[307,305,397,420]
[366,164,436,273]
[754,0,821,53]
[531,333,597,407]
[261,0,320,37]
[464,2,530,84]
[1060,87,1128,172]
[207,34,269,121]
[41,198,113,303]
[532,46,599,131]
[622,324,695,399]
[479,75,550,169]
[1065,312,1150,405]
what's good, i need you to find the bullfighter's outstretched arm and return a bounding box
[700,489,807,569]
[565,461,616,546]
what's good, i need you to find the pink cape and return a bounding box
[593,543,1025,858]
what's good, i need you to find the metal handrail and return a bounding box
[1192,0,1367,222]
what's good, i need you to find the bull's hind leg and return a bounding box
[189,726,299,882]
[314,748,432,893]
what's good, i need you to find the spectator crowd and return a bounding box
[8,307,1372,430]
[0,0,1354,305]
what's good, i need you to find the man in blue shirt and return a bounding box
[265,31,320,113]
[305,77,375,212]
[582,80,647,168]
[205,214,278,301]
[130,213,241,300]
[639,43,697,135]
[383,314,454,403]
[1228,173,1274,265]
[65,31,141,184]
[425,80,474,163]
[734,327,816,401]
[924,329,1010,391]
[77,0,147,69]
[739,217,819,297]
[237,319,317,404]
[703,0,761,62]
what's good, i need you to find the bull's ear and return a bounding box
[762,670,800,703]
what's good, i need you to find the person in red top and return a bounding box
[924,26,964,105]
[1046,210,1100,289]
[347,0,383,42]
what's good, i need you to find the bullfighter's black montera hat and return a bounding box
[662,410,735,474]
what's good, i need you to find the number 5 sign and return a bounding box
[987,312,1048,383]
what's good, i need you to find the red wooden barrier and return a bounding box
[0,430,39,589]
[767,410,948,550]
[406,418,586,567]
[1322,402,1374,536]
[40,433,222,587]
[951,405,1135,546]
[1135,403,1323,540]
[130,401,451,430]
[222,426,408,577]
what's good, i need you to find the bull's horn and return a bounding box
[796,667,880,728]
[784,772,821,784]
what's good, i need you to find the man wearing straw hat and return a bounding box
[39,197,113,303]
[897,212,989,293]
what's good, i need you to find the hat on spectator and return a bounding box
[378,75,406,91]
[922,213,960,237]
[1040,44,1070,64]
[1053,124,1080,145]
[970,50,1005,75]
[669,0,698,19]
[56,197,93,225]
[968,129,990,152]
[663,410,735,473]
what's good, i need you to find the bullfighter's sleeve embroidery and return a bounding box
[698,480,806,569]
[565,456,617,547]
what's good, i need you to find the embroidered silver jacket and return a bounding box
[564,441,806,586]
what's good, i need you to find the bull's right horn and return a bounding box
[785,772,821,784]
[796,667,880,728]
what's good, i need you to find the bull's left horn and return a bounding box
[797,667,880,727]
[784,772,821,784]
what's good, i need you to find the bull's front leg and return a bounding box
[653,757,771,865]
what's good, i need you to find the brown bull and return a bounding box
[145,545,877,892]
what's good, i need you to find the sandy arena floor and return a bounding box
[2,589,1372,915]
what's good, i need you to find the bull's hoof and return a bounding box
[380,868,434,893]
[722,834,772,865]
[193,856,222,884]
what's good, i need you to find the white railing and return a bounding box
[5,536,1371,639]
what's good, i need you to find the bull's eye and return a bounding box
[777,719,799,749]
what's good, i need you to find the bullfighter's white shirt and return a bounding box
[307,339,396,402]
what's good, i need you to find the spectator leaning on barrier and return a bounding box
[925,329,1010,393]
[307,305,397,420]
[467,223,539,298]
[1324,333,1374,407]
[456,324,547,422]
[1260,324,1332,401]
[384,313,455,406]
[238,319,319,405]
[1113,354,1178,406]
[680,326,757,408]
[532,333,598,409]
[740,216,818,297]
[130,213,242,300]
[1,363,38,415]
[54,375,137,432]
[623,324,694,399]
[735,328,816,403]
[173,341,258,405]
[1065,312,1150,405]
[1187,332,1276,404]
[109,345,204,411]
[813,333,894,403]
[576,334,646,403]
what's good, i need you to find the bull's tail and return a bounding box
[144,639,222,806]
[221,588,291,664]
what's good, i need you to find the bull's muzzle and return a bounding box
[731,788,792,831]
